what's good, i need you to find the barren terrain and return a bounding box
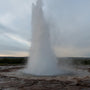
[0,65,89,90]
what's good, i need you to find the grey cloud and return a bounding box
[0,0,90,57]
[0,34,29,52]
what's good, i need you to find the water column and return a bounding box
[25,0,61,76]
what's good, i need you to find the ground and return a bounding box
[0,65,89,90]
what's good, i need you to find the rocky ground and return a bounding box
[0,65,89,90]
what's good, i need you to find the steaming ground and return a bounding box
[22,58,90,77]
[0,61,89,89]
[0,61,90,77]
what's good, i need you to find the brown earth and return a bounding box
[0,65,89,90]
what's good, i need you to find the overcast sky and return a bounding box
[0,0,90,57]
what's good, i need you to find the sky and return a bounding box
[0,0,90,57]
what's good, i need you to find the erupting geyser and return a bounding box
[24,0,63,76]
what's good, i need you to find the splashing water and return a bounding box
[24,0,65,76]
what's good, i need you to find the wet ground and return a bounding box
[0,65,90,90]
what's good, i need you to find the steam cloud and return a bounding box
[24,0,64,76]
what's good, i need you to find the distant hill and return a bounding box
[0,57,89,65]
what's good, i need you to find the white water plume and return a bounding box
[24,0,66,76]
